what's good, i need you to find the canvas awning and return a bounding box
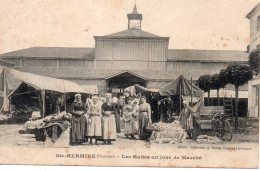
[124,84,159,96]
[159,75,204,113]
[159,75,204,96]
[2,68,87,94]
[0,68,87,112]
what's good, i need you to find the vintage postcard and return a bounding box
[0,0,259,168]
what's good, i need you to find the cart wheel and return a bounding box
[213,120,225,138]
[222,120,232,141]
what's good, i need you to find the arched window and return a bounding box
[257,16,260,31]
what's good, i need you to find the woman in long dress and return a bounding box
[87,96,102,145]
[131,99,139,137]
[123,98,139,139]
[112,97,121,133]
[138,96,152,140]
[70,94,86,145]
[123,98,134,138]
[179,100,200,139]
[101,93,117,145]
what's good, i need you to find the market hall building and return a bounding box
[0,5,248,94]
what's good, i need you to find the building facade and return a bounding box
[0,5,248,95]
[247,2,260,118]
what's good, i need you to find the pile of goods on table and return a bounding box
[19,111,71,142]
[149,120,187,144]
[196,135,222,144]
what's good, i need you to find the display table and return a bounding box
[149,121,187,144]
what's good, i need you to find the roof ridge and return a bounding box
[97,29,161,38]
[168,49,247,52]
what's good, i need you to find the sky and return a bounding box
[0,0,259,54]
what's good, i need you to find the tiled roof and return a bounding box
[0,47,95,60]
[167,49,248,62]
[18,67,219,81]
[0,47,248,63]
[94,29,168,39]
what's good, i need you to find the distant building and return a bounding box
[247,2,260,118]
[0,59,14,68]
[247,2,260,52]
[0,4,248,95]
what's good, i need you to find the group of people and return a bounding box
[69,93,152,145]
[122,96,152,140]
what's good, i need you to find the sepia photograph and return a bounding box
[0,0,259,168]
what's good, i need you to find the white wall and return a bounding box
[249,8,260,52]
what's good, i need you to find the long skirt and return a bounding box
[71,114,86,143]
[102,115,117,140]
[87,115,102,138]
[138,112,149,139]
[132,115,139,134]
[115,113,121,133]
[125,116,138,135]
[124,120,132,135]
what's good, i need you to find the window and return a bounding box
[257,16,260,31]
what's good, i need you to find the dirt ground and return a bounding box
[0,117,258,147]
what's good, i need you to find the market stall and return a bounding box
[159,75,204,113]
[147,75,205,142]
[124,84,160,122]
[0,68,88,121]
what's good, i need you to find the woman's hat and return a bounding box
[92,96,99,100]
[75,94,81,97]
[182,100,189,105]
[105,93,112,97]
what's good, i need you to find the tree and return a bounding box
[210,74,227,106]
[249,49,260,75]
[197,75,212,105]
[221,63,253,131]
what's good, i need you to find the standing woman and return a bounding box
[70,94,86,145]
[101,93,117,145]
[131,98,140,138]
[179,100,199,139]
[87,96,102,145]
[138,96,152,140]
[123,97,134,138]
[112,97,121,133]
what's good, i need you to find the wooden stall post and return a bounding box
[41,90,46,118]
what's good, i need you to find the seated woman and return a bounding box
[70,94,86,145]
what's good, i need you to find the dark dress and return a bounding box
[101,102,117,141]
[70,101,86,144]
[159,98,174,123]
[138,103,151,139]
[113,103,121,133]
